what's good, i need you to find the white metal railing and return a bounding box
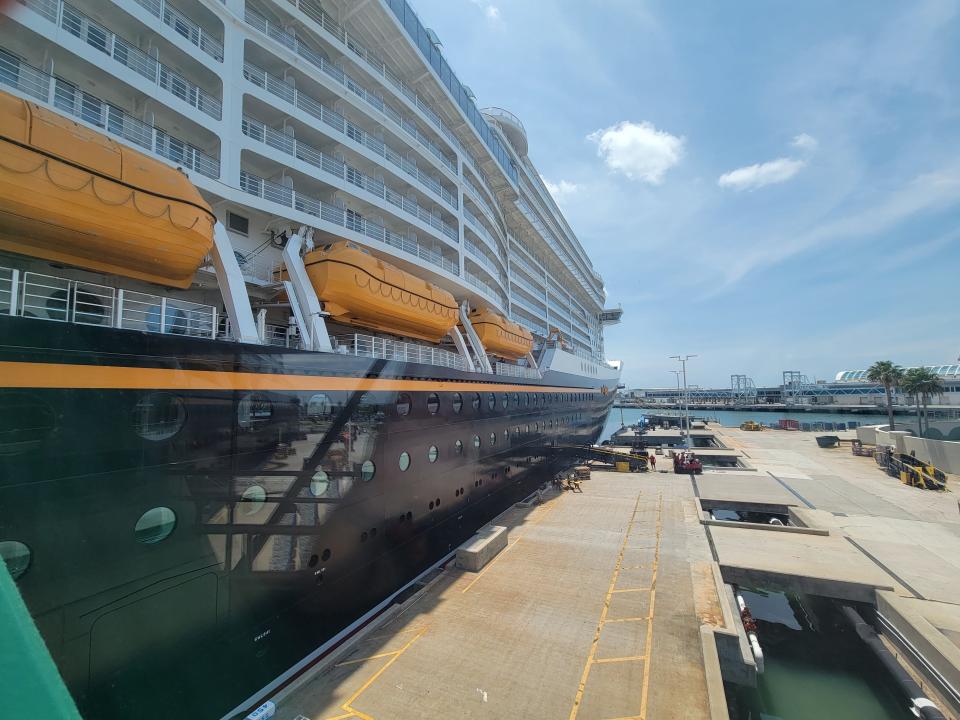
[464,270,507,309]
[240,171,460,277]
[130,0,223,61]
[462,172,501,224]
[243,7,457,174]
[334,333,466,371]
[20,0,221,119]
[116,289,216,338]
[510,272,546,302]
[3,266,217,339]
[265,323,300,348]
[464,238,505,283]
[463,205,506,259]
[510,312,548,338]
[510,288,547,318]
[242,62,456,210]
[50,75,219,178]
[241,116,458,242]
[495,362,539,379]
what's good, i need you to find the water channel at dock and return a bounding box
[601,408,889,441]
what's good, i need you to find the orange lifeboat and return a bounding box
[0,89,214,289]
[303,241,458,342]
[465,308,533,360]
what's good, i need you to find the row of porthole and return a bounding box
[1,507,340,582]
[397,390,593,417]
[397,415,584,471]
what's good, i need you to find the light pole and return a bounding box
[670,355,697,448]
[670,370,682,423]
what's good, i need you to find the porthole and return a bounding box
[473,435,481,448]
[515,426,520,436]
[525,394,530,407]
[472,393,481,411]
[240,485,267,515]
[399,451,411,471]
[452,392,463,414]
[427,392,440,414]
[455,439,464,455]
[133,393,185,441]
[513,393,519,406]
[503,429,509,442]
[310,469,330,496]
[396,393,412,416]
[487,393,495,410]
[308,554,319,568]
[361,531,368,542]
[361,460,376,482]
[534,422,539,431]
[428,445,439,463]
[134,507,177,544]
[307,393,332,418]
[0,540,31,579]
[406,511,413,521]
[501,393,508,409]
[525,424,530,433]
[370,527,377,538]
[435,497,440,506]
[321,548,331,561]
[489,432,497,445]
[429,501,434,510]
[238,393,272,429]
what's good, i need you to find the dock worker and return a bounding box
[649,453,656,469]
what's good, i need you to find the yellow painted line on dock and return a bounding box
[593,654,648,664]
[461,496,560,594]
[610,587,648,594]
[322,627,428,720]
[334,650,402,668]
[568,493,644,720]
[639,496,664,720]
[603,616,649,623]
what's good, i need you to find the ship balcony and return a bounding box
[463,239,506,289]
[0,265,217,339]
[599,306,623,325]
[242,5,458,176]
[509,306,548,338]
[240,113,459,247]
[509,270,546,303]
[463,268,507,312]
[11,0,222,121]
[119,0,224,63]
[462,170,503,228]
[239,65,459,214]
[238,170,461,279]
[509,291,548,321]
[482,107,528,157]
[463,205,507,260]
[0,50,220,180]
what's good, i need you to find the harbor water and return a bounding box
[726,589,915,720]
[601,408,888,442]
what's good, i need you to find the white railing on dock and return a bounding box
[495,361,540,379]
[334,333,466,371]
[2,265,217,339]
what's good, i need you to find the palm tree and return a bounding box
[912,367,942,435]
[867,361,904,431]
[901,368,926,436]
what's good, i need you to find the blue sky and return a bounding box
[411,0,960,389]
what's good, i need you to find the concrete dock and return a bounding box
[266,426,960,720]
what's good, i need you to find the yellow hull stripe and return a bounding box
[0,361,598,394]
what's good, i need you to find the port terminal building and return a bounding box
[623,366,960,409]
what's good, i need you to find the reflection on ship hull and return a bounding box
[0,316,613,720]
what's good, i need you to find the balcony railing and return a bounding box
[510,291,547,320]
[510,271,545,302]
[241,116,457,242]
[495,362,539,380]
[509,309,548,338]
[240,171,460,277]
[463,206,506,263]
[243,62,456,211]
[464,270,506,309]
[130,0,223,61]
[20,0,221,119]
[462,172,501,224]
[463,238,505,285]
[334,333,466,372]
[0,51,219,179]
[1,266,217,339]
[243,7,456,174]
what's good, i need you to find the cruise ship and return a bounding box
[0,0,622,718]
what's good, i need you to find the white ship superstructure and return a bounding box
[0,0,620,371]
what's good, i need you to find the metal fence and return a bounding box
[2,266,216,339]
[495,362,540,379]
[334,333,466,371]
[131,0,223,61]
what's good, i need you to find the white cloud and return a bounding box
[791,133,819,151]
[542,178,580,204]
[717,158,807,191]
[587,121,685,185]
[467,0,500,21]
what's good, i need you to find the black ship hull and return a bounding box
[0,316,615,720]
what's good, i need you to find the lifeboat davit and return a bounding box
[0,90,214,289]
[303,241,458,342]
[465,308,533,360]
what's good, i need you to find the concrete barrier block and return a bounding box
[456,525,508,572]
